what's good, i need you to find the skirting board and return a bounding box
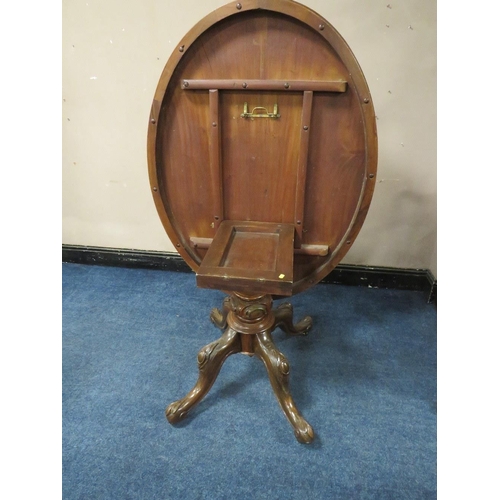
[62,244,436,303]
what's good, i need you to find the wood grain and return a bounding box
[182,79,347,92]
[147,0,377,295]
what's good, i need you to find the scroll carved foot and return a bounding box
[165,327,241,424]
[210,296,231,330]
[273,302,312,336]
[254,330,314,444]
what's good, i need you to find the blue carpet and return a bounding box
[62,263,436,499]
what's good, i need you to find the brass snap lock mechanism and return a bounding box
[240,102,280,119]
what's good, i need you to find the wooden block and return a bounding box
[196,220,295,296]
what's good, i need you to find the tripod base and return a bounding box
[166,294,314,444]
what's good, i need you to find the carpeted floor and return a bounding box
[62,263,436,499]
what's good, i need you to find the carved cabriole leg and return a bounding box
[210,296,231,330]
[167,293,315,443]
[273,302,312,336]
[165,327,241,424]
[254,330,315,444]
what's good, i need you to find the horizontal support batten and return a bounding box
[189,237,329,256]
[181,79,347,93]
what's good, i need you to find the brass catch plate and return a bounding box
[240,102,280,119]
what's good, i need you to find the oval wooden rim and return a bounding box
[147,0,378,295]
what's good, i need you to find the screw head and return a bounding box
[363,97,370,103]
[319,24,325,31]
[236,2,242,9]
[369,173,375,179]
[150,118,156,124]
[153,186,158,192]
[179,45,184,52]
[303,125,309,131]
[182,80,189,88]
[242,82,247,88]
[284,82,290,89]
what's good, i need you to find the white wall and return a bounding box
[62,0,437,277]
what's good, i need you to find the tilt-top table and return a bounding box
[147,0,377,443]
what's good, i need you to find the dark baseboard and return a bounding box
[62,244,436,303]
